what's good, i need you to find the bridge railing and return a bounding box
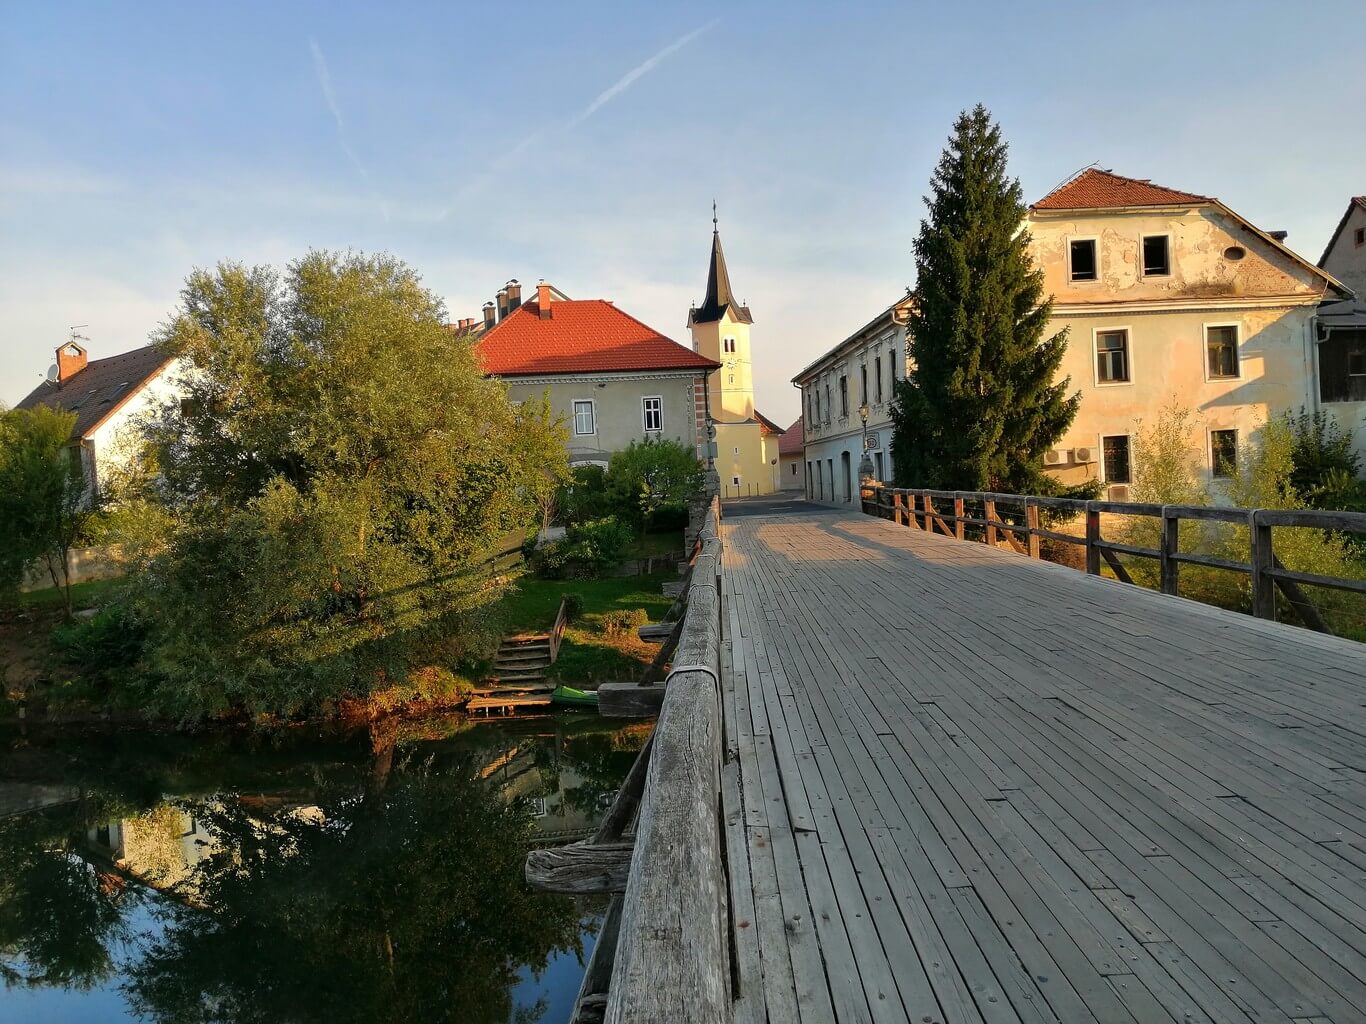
[864,486,1366,636]
[526,495,730,1024]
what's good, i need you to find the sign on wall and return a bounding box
[864,432,880,450]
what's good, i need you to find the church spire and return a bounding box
[690,204,753,325]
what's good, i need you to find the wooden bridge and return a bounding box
[530,493,1366,1024]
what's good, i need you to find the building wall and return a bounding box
[715,421,779,497]
[502,371,707,466]
[1028,206,1325,494]
[795,310,907,505]
[87,359,183,492]
[690,308,755,421]
[1322,204,1366,298]
[778,452,805,491]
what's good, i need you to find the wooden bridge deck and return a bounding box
[719,499,1366,1024]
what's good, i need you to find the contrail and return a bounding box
[435,19,718,221]
[309,37,391,222]
[563,18,719,131]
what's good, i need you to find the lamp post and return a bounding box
[857,402,875,486]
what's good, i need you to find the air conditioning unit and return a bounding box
[1073,446,1096,464]
[1043,448,1067,466]
[1107,484,1130,502]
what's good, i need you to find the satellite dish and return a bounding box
[46,364,60,382]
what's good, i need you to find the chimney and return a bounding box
[1268,230,1289,242]
[483,302,496,329]
[496,288,509,322]
[505,279,522,314]
[537,280,552,319]
[56,341,88,382]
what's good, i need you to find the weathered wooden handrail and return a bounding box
[868,487,1366,636]
[549,595,570,663]
[527,496,730,1024]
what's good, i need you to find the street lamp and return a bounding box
[857,402,875,484]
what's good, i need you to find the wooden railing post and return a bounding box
[1250,511,1275,620]
[893,491,905,527]
[1085,502,1101,576]
[953,494,965,540]
[1160,508,1180,596]
[1025,500,1041,559]
[984,498,998,547]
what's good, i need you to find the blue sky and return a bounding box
[3,0,1362,424]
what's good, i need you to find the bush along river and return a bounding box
[0,712,650,1023]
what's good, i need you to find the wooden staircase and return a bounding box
[467,597,570,714]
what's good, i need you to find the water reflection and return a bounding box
[0,714,649,1023]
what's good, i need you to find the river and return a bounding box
[0,712,649,1023]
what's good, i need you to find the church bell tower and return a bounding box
[688,206,755,421]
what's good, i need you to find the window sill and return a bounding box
[1206,375,1242,383]
[1093,380,1134,388]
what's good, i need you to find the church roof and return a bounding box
[777,416,804,455]
[476,297,718,377]
[689,225,752,326]
[754,410,784,435]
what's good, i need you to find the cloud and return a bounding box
[435,19,719,221]
[308,37,391,223]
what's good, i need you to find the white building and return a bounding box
[14,340,181,496]
[791,295,913,505]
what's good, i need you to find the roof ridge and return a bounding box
[1032,167,1211,211]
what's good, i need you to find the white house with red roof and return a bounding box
[776,416,805,491]
[1026,168,1351,496]
[14,338,181,495]
[475,281,719,469]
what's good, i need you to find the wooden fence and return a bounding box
[865,487,1366,636]
[525,496,729,1024]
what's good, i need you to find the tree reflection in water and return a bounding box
[125,750,582,1024]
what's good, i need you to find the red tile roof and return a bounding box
[476,298,719,376]
[777,416,803,456]
[754,410,785,435]
[15,344,172,439]
[1032,168,1211,211]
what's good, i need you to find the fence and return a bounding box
[525,495,729,1024]
[865,487,1366,636]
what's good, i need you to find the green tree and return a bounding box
[0,405,99,616]
[604,438,705,525]
[891,105,1079,492]
[1284,408,1364,511]
[128,252,569,719]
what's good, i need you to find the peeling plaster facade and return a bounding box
[1028,204,1331,496]
[1320,200,1366,299]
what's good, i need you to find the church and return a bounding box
[687,214,785,497]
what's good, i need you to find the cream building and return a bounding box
[687,217,784,497]
[792,296,913,505]
[1026,169,1351,498]
[475,281,717,468]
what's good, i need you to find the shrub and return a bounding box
[528,540,570,579]
[52,605,147,691]
[605,439,705,526]
[561,593,585,622]
[1286,408,1360,506]
[557,465,612,526]
[644,500,689,534]
[599,607,649,638]
[530,517,632,579]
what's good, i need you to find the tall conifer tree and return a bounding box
[891,105,1079,492]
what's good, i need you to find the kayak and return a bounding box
[550,685,599,709]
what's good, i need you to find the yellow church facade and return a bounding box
[688,217,784,497]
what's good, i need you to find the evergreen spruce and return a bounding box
[891,104,1079,492]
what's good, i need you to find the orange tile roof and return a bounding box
[476,298,719,376]
[1032,168,1211,211]
[777,416,804,455]
[16,344,172,438]
[754,410,785,435]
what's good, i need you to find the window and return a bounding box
[890,354,897,394]
[874,451,884,482]
[815,388,822,422]
[1206,324,1239,379]
[1070,239,1097,282]
[723,338,736,353]
[1356,227,1365,248]
[572,400,595,435]
[642,396,662,431]
[839,375,849,416]
[859,364,868,405]
[1320,332,1366,402]
[1102,435,1131,484]
[874,356,883,402]
[1142,235,1170,276]
[790,462,798,475]
[824,384,831,422]
[1223,246,1246,261]
[1211,429,1238,479]
[732,475,740,486]
[1095,329,1130,383]
[1351,349,1366,376]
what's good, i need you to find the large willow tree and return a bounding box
[131,251,567,719]
[891,105,1078,492]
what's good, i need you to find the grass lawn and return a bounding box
[499,570,678,685]
[625,530,685,560]
[8,577,122,611]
